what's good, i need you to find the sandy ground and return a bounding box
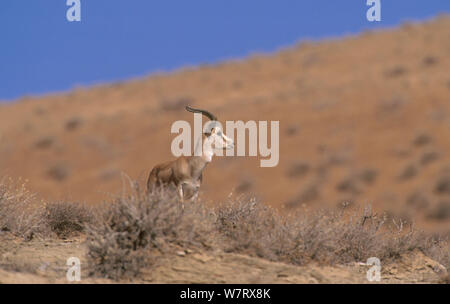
[0,233,446,284]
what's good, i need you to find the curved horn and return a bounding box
[185,106,217,121]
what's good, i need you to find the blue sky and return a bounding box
[1,0,449,101]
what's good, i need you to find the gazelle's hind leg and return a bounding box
[146,167,159,193]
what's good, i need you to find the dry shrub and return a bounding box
[2,174,447,282]
[0,178,47,240]
[336,178,361,194]
[435,176,450,195]
[33,136,54,149]
[214,197,287,260]
[427,201,450,221]
[286,162,310,178]
[46,163,70,181]
[44,201,94,237]
[85,189,449,281]
[285,184,320,209]
[415,234,449,271]
[85,187,214,280]
[214,199,449,268]
[413,133,432,147]
[235,179,253,193]
[384,65,408,78]
[285,125,299,136]
[358,168,377,184]
[421,151,439,165]
[0,178,93,240]
[398,164,418,180]
[423,56,438,66]
[214,199,379,264]
[65,116,83,131]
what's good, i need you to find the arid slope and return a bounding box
[0,16,450,233]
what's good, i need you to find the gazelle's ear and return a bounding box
[204,127,213,137]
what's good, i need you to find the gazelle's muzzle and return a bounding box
[223,135,234,150]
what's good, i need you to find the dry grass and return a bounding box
[1,177,447,281]
[214,198,449,270]
[214,197,287,259]
[44,201,94,237]
[85,186,215,280]
[84,187,449,280]
[0,178,47,240]
[0,178,94,239]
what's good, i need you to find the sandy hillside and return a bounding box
[0,15,450,234]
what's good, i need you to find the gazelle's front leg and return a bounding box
[186,191,199,203]
[177,183,185,208]
[185,180,200,203]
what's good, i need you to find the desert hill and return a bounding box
[1,15,450,233]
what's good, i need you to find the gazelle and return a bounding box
[147,106,234,203]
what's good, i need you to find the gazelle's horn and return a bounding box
[185,106,217,121]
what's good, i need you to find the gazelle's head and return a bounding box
[207,124,234,150]
[186,106,234,152]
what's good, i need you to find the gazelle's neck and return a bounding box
[194,135,214,163]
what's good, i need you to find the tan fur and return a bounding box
[147,155,208,203]
[146,106,233,203]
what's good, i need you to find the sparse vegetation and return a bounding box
[215,198,449,268]
[285,125,299,136]
[0,178,448,282]
[235,179,253,193]
[286,162,310,178]
[81,185,449,280]
[337,178,361,194]
[406,192,430,209]
[422,56,438,66]
[413,133,432,147]
[285,183,320,208]
[427,201,450,221]
[1,16,450,283]
[384,65,408,78]
[398,164,418,180]
[435,176,450,195]
[0,179,93,239]
[65,116,83,131]
[47,162,70,181]
[420,151,439,165]
[44,201,93,237]
[0,178,47,240]
[34,136,54,149]
[358,169,378,185]
[85,187,214,280]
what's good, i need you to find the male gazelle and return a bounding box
[147,106,234,203]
